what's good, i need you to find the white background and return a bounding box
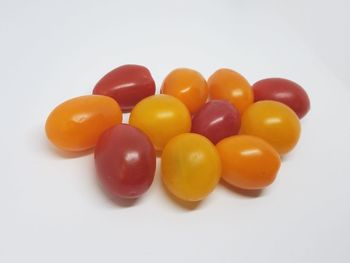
[1,0,350,262]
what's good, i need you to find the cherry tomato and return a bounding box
[129,95,191,151]
[93,64,155,112]
[161,133,221,201]
[216,135,280,190]
[252,78,310,119]
[208,68,253,114]
[191,100,241,144]
[161,68,208,114]
[95,124,156,198]
[45,95,122,152]
[240,101,301,155]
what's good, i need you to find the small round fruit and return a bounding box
[45,95,122,152]
[161,68,208,114]
[240,101,301,155]
[161,133,221,202]
[208,68,253,114]
[95,124,156,198]
[191,100,241,144]
[93,64,155,112]
[216,135,281,190]
[129,95,191,151]
[252,78,310,118]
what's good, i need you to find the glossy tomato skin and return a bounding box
[191,100,241,144]
[129,95,191,151]
[208,68,253,114]
[95,124,156,198]
[45,95,122,152]
[216,135,280,190]
[93,64,155,112]
[161,133,221,202]
[240,101,301,155]
[161,68,208,114]
[252,78,310,119]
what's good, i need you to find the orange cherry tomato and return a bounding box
[216,135,281,190]
[161,68,208,114]
[240,101,301,155]
[45,95,122,152]
[208,68,253,114]
[129,94,191,151]
[161,133,221,201]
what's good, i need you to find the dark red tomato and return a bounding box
[94,124,156,199]
[93,65,156,112]
[191,100,241,144]
[252,78,310,119]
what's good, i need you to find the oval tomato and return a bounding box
[208,68,253,114]
[216,135,281,190]
[252,78,310,118]
[95,124,156,198]
[161,133,221,201]
[129,95,191,151]
[240,101,301,155]
[93,64,155,112]
[45,95,122,152]
[161,68,208,114]
[191,100,240,144]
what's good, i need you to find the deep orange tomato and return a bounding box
[208,68,253,114]
[45,95,122,152]
[240,100,301,155]
[216,135,281,190]
[161,68,208,114]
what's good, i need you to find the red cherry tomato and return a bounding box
[94,124,156,198]
[252,78,310,119]
[93,64,155,112]
[191,100,241,144]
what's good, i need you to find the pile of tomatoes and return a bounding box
[45,65,310,202]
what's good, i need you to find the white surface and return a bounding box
[1,0,350,262]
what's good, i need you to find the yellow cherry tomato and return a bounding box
[45,95,122,152]
[216,135,281,190]
[240,100,301,155]
[161,68,208,114]
[161,133,221,201]
[208,68,253,114]
[129,95,191,151]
